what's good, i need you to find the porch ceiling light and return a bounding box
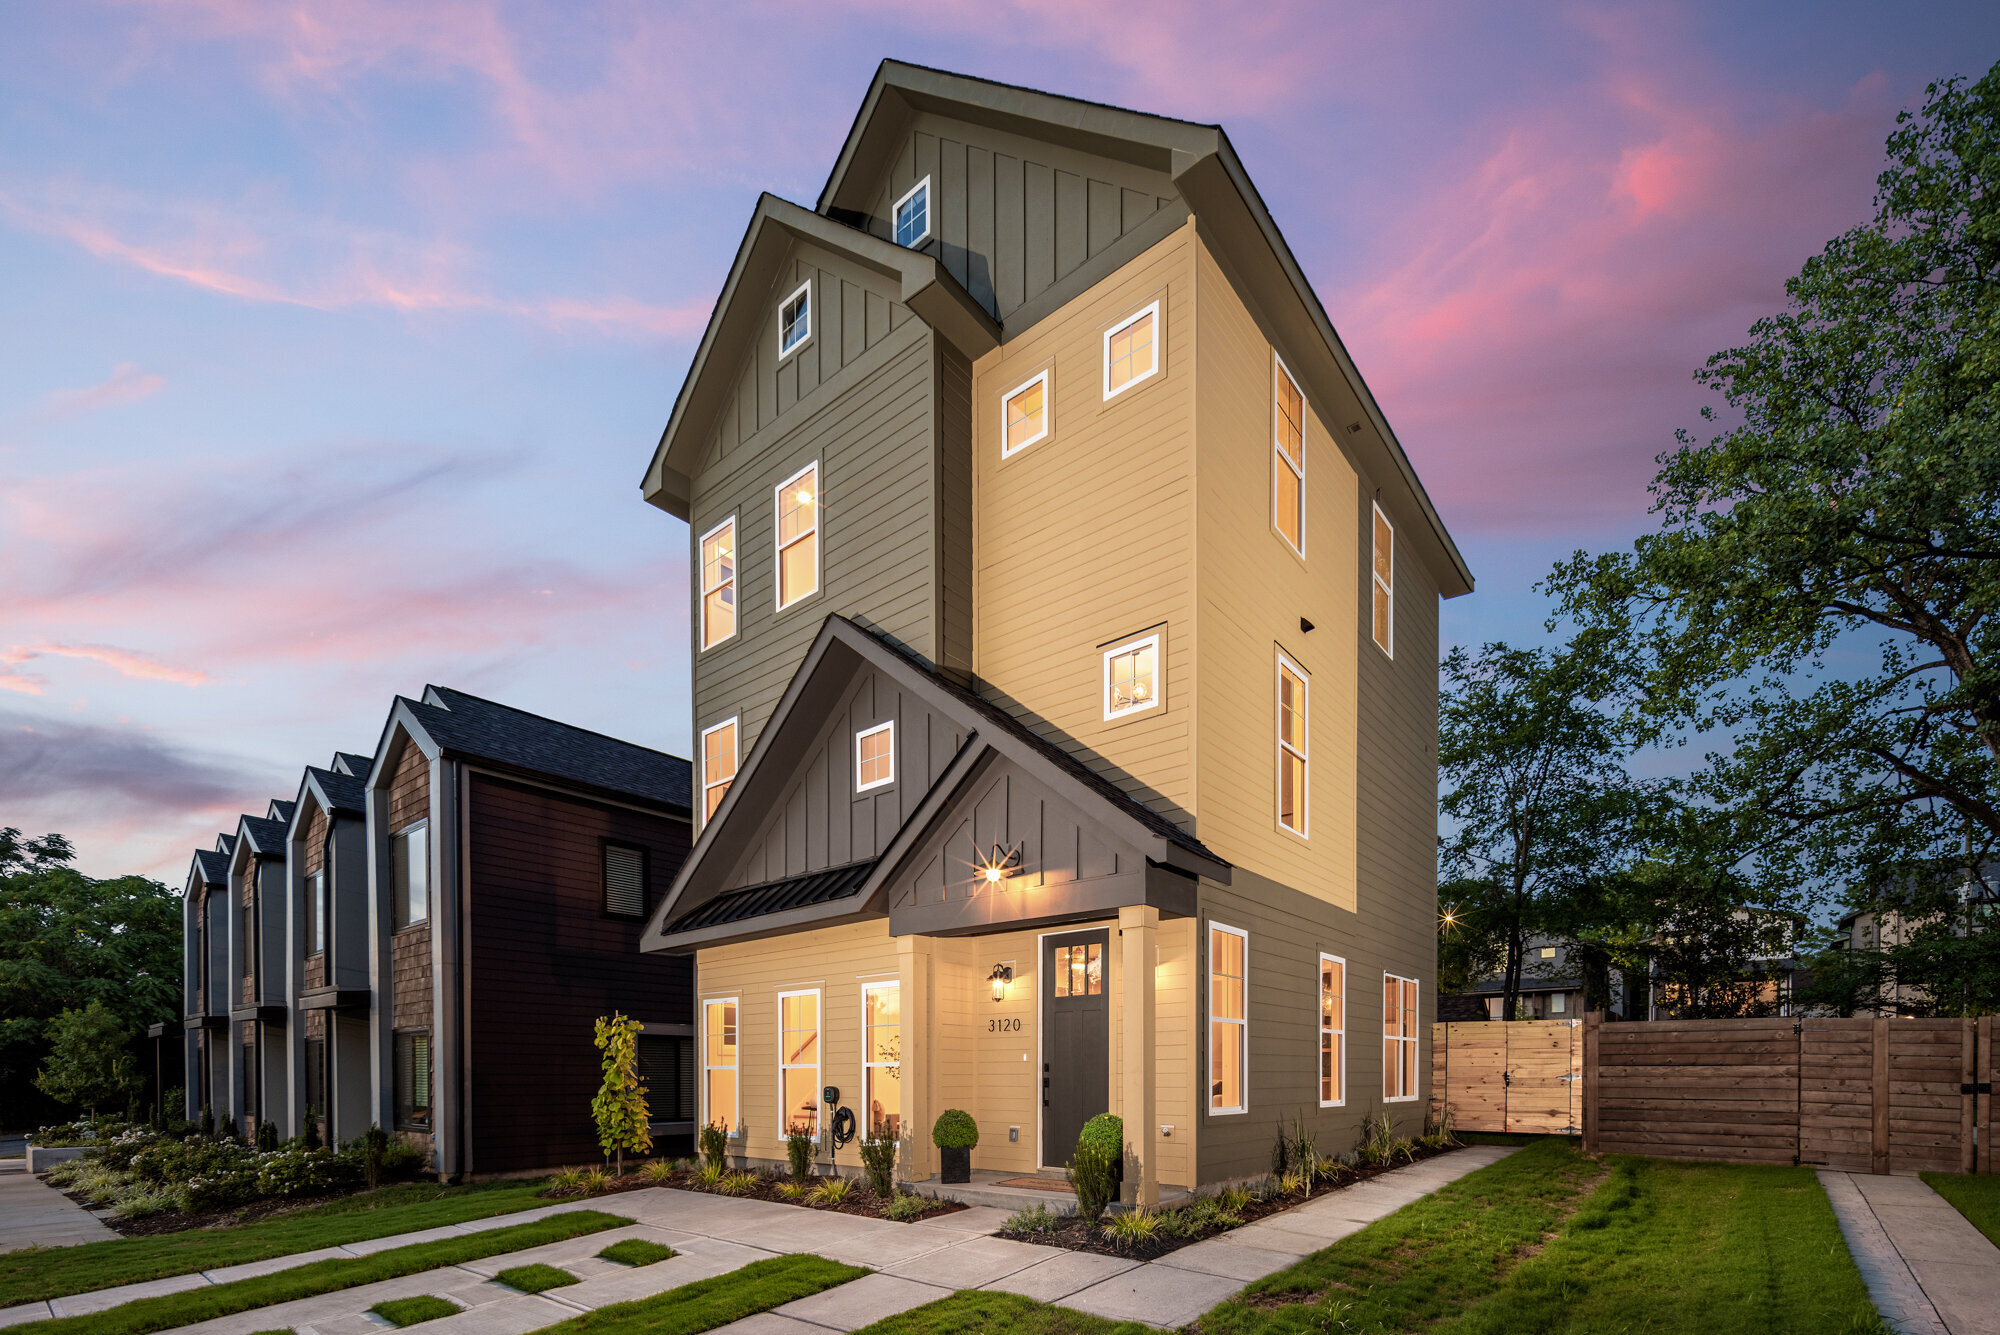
[988,963,1013,1001]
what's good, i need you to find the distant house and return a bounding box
[1453,939,1599,1021]
[176,833,233,1120]
[1828,861,1997,1016]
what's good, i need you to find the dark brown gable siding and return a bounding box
[387,735,433,1033]
[387,740,430,831]
[466,774,693,1174]
[304,805,329,875]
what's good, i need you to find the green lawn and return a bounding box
[526,1255,864,1333]
[854,1291,1154,1333]
[0,1178,560,1308]
[495,1262,580,1293]
[5,1210,629,1335]
[1921,1172,2000,1248]
[597,1238,677,1267]
[370,1294,462,1326]
[1199,1139,1887,1335]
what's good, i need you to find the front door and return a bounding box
[1042,929,1110,1167]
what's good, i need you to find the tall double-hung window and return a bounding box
[1278,654,1309,837]
[1383,973,1419,1101]
[700,518,736,649]
[893,177,931,247]
[309,869,327,955]
[1209,923,1248,1114]
[779,281,811,358]
[1372,503,1395,657]
[702,999,738,1131]
[776,463,820,609]
[778,990,821,1136]
[862,982,901,1140]
[1274,359,1305,553]
[701,719,738,822]
[391,822,428,928]
[1320,954,1345,1106]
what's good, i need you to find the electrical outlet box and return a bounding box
[1160,1125,1175,1137]
[1009,1125,1020,1142]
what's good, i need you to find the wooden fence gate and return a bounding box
[1430,1020,1582,1134]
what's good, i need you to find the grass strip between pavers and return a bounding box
[1921,1171,2000,1249]
[597,1238,676,1267]
[496,1262,581,1293]
[0,1179,561,1308]
[5,1209,628,1335]
[853,1291,1155,1333]
[371,1293,463,1326]
[525,1254,864,1334]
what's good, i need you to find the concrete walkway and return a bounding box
[0,1159,116,1255]
[1820,1170,2000,1335]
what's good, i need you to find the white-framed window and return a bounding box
[1319,953,1345,1107]
[699,516,737,651]
[893,176,931,248]
[702,997,738,1131]
[1372,502,1394,657]
[1001,368,1050,458]
[1102,300,1160,400]
[1102,632,1162,721]
[1384,973,1419,1102]
[775,461,820,610]
[309,869,327,955]
[1551,991,1567,1014]
[1274,356,1305,555]
[701,718,738,823]
[1208,922,1248,1115]
[855,721,895,792]
[862,981,901,1140]
[1277,652,1309,838]
[779,281,811,358]
[391,821,429,929]
[778,988,821,1137]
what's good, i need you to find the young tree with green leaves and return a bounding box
[591,1012,651,1176]
[35,999,138,1117]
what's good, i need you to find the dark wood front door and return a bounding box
[1042,929,1110,1167]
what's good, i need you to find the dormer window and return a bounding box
[893,176,931,248]
[779,281,811,358]
[856,721,895,792]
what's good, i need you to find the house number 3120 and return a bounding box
[988,1018,1021,1033]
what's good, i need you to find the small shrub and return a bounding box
[884,1191,935,1221]
[785,1130,815,1180]
[810,1175,854,1206]
[1280,1167,1312,1195]
[1002,1201,1060,1236]
[599,1238,677,1266]
[693,1162,725,1189]
[716,1171,757,1196]
[578,1167,610,1194]
[550,1166,588,1193]
[110,1184,177,1219]
[858,1137,897,1198]
[370,1294,461,1327]
[698,1123,728,1171]
[1102,1209,1166,1246]
[671,1157,691,1172]
[380,1139,425,1177]
[775,1180,809,1201]
[1067,1115,1122,1223]
[640,1159,674,1182]
[255,1120,279,1151]
[1356,1111,1397,1166]
[1217,1185,1255,1214]
[931,1108,979,1150]
[359,1124,390,1189]
[1078,1112,1122,1160]
[301,1107,321,1152]
[1422,1103,1459,1150]
[198,1105,214,1138]
[496,1263,580,1293]
[218,1115,240,1143]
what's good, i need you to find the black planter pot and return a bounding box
[940,1145,971,1183]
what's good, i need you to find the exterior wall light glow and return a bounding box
[968,838,1023,888]
[988,963,1013,1001]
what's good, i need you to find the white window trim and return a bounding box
[697,514,738,652]
[1384,972,1420,1103]
[861,980,900,1140]
[1277,651,1310,840]
[392,819,429,928]
[855,720,895,793]
[701,996,739,1133]
[1101,299,1162,401]
[893,175,932,247]
[309,870,327,955]
[778,280,812,360]
[1101,631,1164,722]
[1208,921,1249,1116]
[1372,501,1395,659]
[1000,368,1051,459]
[777,987,822,1138]
[773,460,821,612]
[700,717,738,827]
[1273,355,1305,557]
[1319,952,1346,1109]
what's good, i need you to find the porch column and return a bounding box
[897,934,937,1183]
[1119,904,1158,1207]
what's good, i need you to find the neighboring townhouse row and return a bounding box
[177,687,698,1177]
[636,63,1471,1203]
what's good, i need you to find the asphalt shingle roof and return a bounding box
[308,766,367,814]
[239,815,288,856]
[410,685,692,812]
[214,833,236,857]
[334,752,374,777]
[193,848,228,884]
[666,859,878,933]
[268,799,296,824]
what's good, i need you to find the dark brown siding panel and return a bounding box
[388,740,430,831]
[392,926,431,1031]
[305,805,329,875]
[467,775,694,1174]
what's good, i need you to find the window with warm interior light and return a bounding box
[856,721,894,792]
[1384,973,1419,1101]
[778,989,821,1136]
[1001,369,1049,457]
[699,517,736,650]
[1103,301,1160,400]
[893,176,931,248]
[779,281,810,358]
[1209,923,1248,1114]
[862,982,901,1139]
[1053,941,1103,996]
[1320,953,1345,1106]
[391,821,429,929]
[702,998,737,1131]
[701,719,738,822]
[1372,502,1394,657]
[1278,654,1309,837]
[1274,358,1305,554]
[1102,632,1162,720]
[775,462,819,609]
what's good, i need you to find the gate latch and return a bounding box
[1502,1071,1511,1088]
[1963,1082,1993,1095]
[1559,1073,1581,1083]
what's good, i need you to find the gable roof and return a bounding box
[665,859,879,934]
[333,752,374,777]
[298,764,366,819]
[213,833,236,857]
[191,847,227,886]
[237,813,288,858]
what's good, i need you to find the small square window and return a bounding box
[779,281,811,358]
[856,721,894,792]
[1539,946,1556,959]
[1103,301,1160,400]
[1001,369,1050,458]
[1102,632,1162,720]
[893,176,931,248]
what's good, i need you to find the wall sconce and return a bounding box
[970,838,1023,886]
[988,963,1014,1002]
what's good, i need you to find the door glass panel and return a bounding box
[1054,946,1070,996]
[1070,947,1086,998]
[1085,943,1102,994]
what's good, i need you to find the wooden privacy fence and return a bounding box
[1431,1014,1995,1174]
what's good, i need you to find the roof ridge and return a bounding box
[423,684,687,763]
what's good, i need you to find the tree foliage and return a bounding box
[590,1012,651,1175]
[35,999,139,1116]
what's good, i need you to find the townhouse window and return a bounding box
[699,517,737,650]
[1551,991,1566,1014]
[856,721,895,793]
[778,989,821,1137]
[775,462,820,609]
[701,719,738,822]
[1278,654,1309,837]
[1054,941,1102,995]
[1274,358,1305,554]
[309,870,327,955]
[1001,369,1050,457]
[1383,973,1419,1102]
[1102,632,1161,720]
[1372,503,1394,657]
[391,822,428,929]
[304,1036,326,1119]
[893,176,931,248]
[394,1029,432,1130]
[779,281,811,358]
[1539,947,1556,959]
[1320,954,1345,1106]
[862,981,901,1140]
[1103,301,1160,400]
[637,1033,697,1123]
[603,843,647,918]
[702,999,738,1131]
[1209,923,1248,1114]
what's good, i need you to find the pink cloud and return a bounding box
[6,643,210,687]
[33,362,167,423]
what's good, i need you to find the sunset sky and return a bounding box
[3,2,1997,882]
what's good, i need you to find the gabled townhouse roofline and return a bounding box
[286,762,367,844]
[189,846,228,891]
[231,811,290,865]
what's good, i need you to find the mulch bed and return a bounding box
[539,1166,967,1223]
[72,1189,361,1238]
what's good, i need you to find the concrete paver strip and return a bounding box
[47,1271,211,1317]
[771,1271,952,1331]
[1819,1170,1952,1335]
[712,1315,827,1333]
[0,1161,116,1253]
[1061,1263,1247,1329]
[880,1234,1063,1288]
[1846,1172,2000,1335]
[0,1302,51,1330]
[979,1248,1140,1303]
[1151,1235,1303,1283]
[908,1204,1013,1236]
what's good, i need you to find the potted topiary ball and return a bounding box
[932,1109,979,1183]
